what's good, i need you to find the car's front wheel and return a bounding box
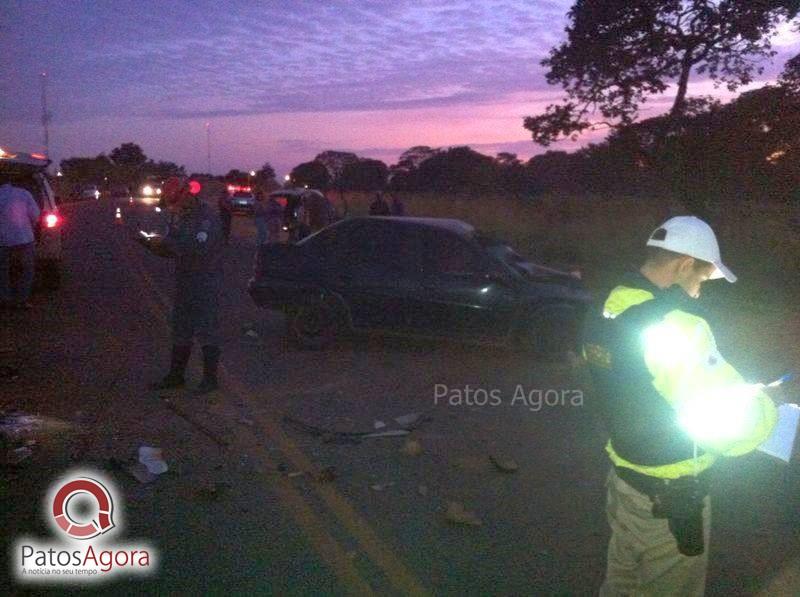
[288,295,347,350]
[521,303,581,359]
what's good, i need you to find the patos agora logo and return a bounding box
[52,477,116,539]
[13,469,157,584]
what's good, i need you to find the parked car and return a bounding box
[248,216,590,353]
[228,186,255,213]
[0,148,64,289]
[80,184,101,200]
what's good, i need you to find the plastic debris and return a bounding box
[287,471,305,478]
[489,454,519,473]
[0,413,72,441]
[373,420,386,429]
[417,484,429,497]
[444,501,482,527]
[138,446,168,475]
[129,463,158,484]
[245,330,259,338]
[401,439,423,457]
[10,446,33,464]
[394,413,421,427]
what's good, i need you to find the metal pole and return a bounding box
[205,122,211,173]
[40,72,51,158]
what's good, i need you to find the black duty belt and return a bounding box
[615,465,711,499]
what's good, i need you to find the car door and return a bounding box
[333,220,424,332]
[414,228,518,339]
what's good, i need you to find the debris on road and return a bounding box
[195,481,232,500]
[287,471,305,478]
[489,454,519,473]
[444,501,482,527]
[1,412,73,441]
[401,439,423,457]
[245,329,259,339]
[238,417,254,427]
[417,484,429,497]
[129,463,158,484]
[394,412,422,427]
[364,429,410,439]
[373,420,386,429]
[370,482,393,491]
[138,446,168,475]
[9,446,33,464]
[315,466,337,483]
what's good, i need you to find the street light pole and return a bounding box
[40,72,51,158]
[205,122,211,173]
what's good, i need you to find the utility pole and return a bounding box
[40,72,52,158]
[205,122,211,173]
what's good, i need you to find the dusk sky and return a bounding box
[2,1,798,176]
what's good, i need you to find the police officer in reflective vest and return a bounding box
[583,216,777,596]
[140,177,223,394]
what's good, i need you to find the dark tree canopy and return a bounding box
[60,154,115,186]
[254,162,278,190]
[525,0,800,145]
[313,150,359,187]
[290,161,331,189]
[110,143,148,169]
[339,158,389,191]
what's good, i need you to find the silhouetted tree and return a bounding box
[525,0,800,145]
[290,161,330,189]
[339,158,389,191]
[254,162,278,191]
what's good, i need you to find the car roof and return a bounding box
[0,148,50,169]
[354,216,475,236]
[269,188,325,199]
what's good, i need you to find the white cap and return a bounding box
[646,216,736,283]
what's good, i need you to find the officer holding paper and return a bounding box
[583,216,778,596]
[137,177,223,395]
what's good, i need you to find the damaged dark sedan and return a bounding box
[248,216,591,354]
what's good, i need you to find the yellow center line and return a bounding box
[104,213,374,596]
[113,207,429,595]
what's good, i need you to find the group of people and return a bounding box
[217,189,284,246]
[369,191,405,216]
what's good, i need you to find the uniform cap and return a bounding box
[646,216,736,282]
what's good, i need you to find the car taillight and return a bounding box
[44,212,60,228]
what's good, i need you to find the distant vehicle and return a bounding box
[228,185,255,213]
[0,147,64,289]
[80,184,101,201]
[139,179,162,201]
[248,216,590,352]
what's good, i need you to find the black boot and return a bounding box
[195,345,220,395]
[149,345,191,390]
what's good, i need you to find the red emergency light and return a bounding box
[43,212,60,228]
[227,184,252,193]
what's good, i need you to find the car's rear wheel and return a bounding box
[522,303,581,359]
[288,295,346,350]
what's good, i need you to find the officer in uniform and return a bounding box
[139,177,223,394]
[583,216,778,595]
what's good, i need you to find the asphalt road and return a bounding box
[1,198,798,596]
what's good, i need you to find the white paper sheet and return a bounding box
[757,404,800,463]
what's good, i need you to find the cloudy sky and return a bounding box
[1,0,798,176]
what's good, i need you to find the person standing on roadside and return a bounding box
[138,177,223,395]
[253,190,270,246]
[369,191,390,216]
[0,174,40,309]
[217,186,233,245]
[265,193,283,242]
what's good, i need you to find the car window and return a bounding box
[232,191,253,198]
[343,222,421,273]
[419,229,485,275]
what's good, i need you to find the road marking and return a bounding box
[113,207,428,595]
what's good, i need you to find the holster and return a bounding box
[616,466,709,557]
